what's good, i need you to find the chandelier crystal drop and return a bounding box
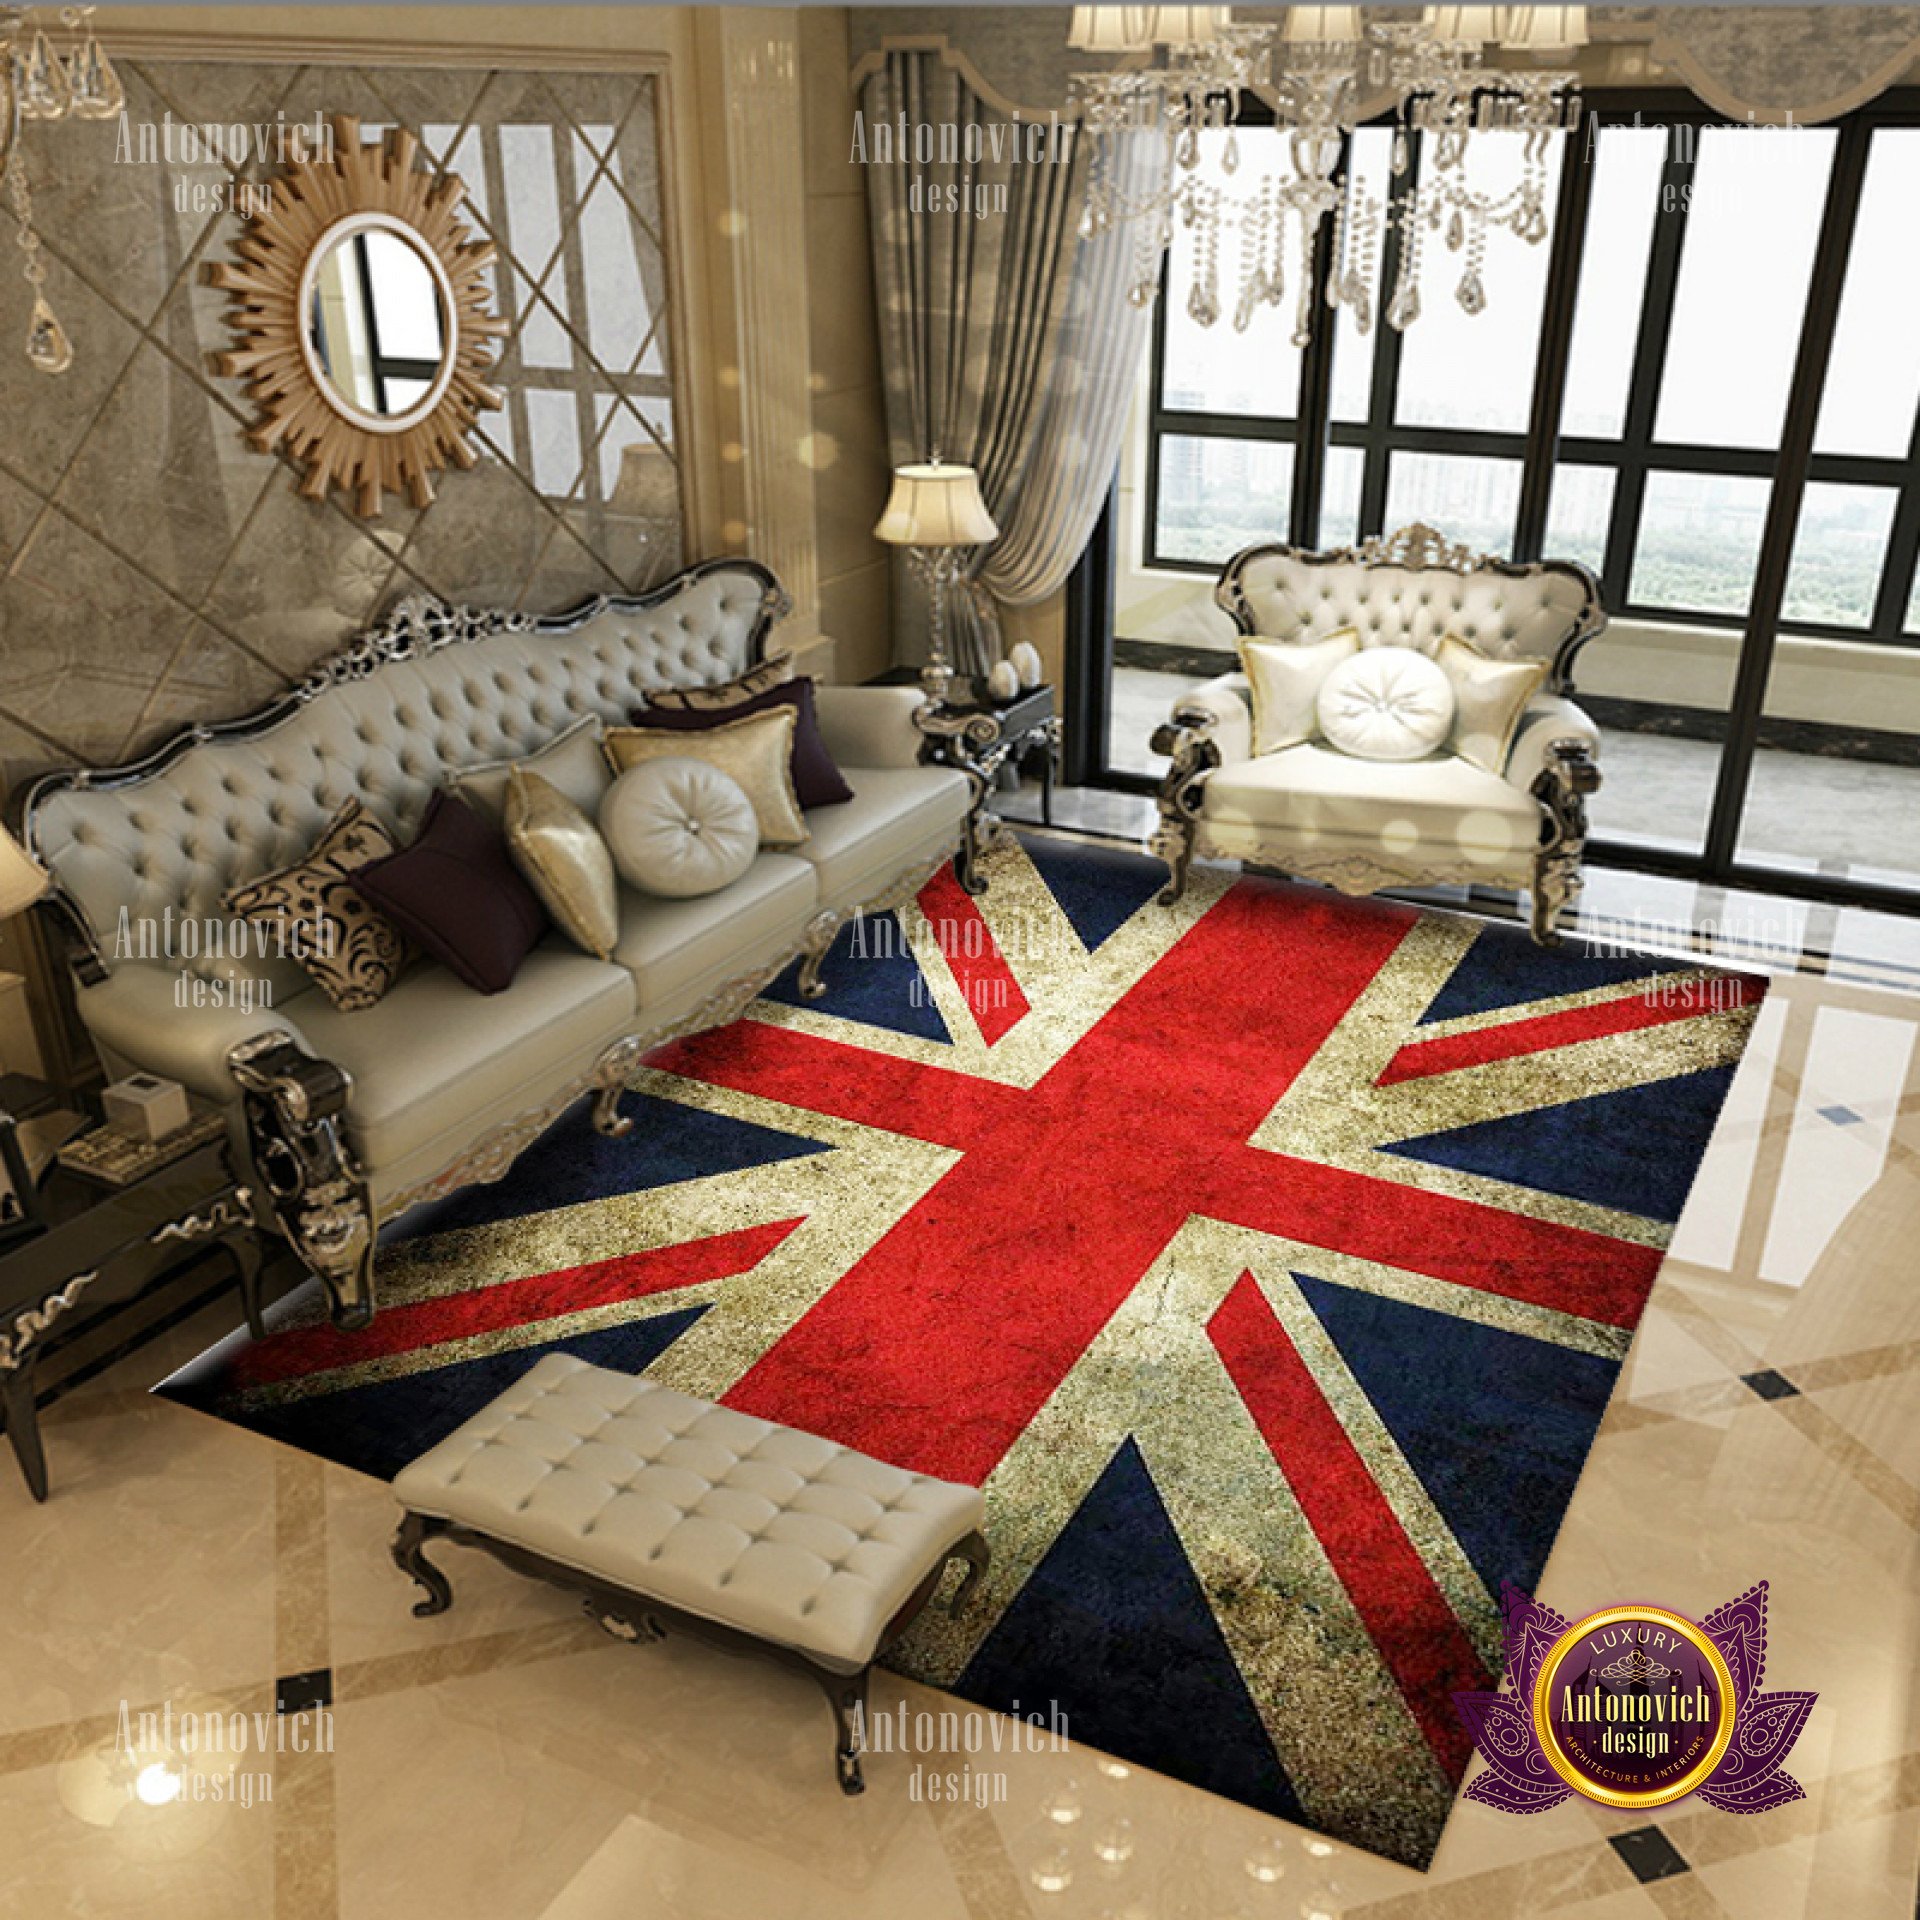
[2,6,124,373]
[1070,5,1583,335]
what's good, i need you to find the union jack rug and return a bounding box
[162,833,1766,1867]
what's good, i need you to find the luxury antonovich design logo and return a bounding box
[1454,1582,1816,1814]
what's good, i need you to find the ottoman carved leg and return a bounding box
[820,1664,871,1796]
[951,1529,990,1613]
[391,1512,454,1617]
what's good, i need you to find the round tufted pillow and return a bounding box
[599,758,760,899]
[1315,647,1457,762]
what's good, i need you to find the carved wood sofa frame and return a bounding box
[17,559,967,1332]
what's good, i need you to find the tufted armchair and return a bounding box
[21,560,971,1328]
[1150,525,1606,944]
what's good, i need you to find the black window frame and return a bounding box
[1070,85,1920,918]
[1139,89,1920,651]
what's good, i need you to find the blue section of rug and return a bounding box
[1382,1065,1737,1221]
[958,1438,1306,1823]
[1295,1272,1620,1598]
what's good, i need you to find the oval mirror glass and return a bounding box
[304,219,452,429]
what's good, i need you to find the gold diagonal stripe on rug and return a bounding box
[897,1214,1460,1867]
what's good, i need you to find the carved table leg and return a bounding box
[224,1227,267,1342]
[1,1360,48,1503]
[391,1512,454,1617]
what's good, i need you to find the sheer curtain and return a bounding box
[861,49,1159,670]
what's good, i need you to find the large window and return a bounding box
[1111,92,1920,909]
[1140,100,1920,648]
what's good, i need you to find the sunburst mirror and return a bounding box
[208,115,506,516]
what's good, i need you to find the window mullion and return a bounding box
[1359,134,1420,538]
[1601,130,1697,600]
[1290,130,1346,550]
[1514,118,1597,560]
[1868,354,1920,638]
[1703,111,1877,873]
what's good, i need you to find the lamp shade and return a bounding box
[1282,5,1363,43]
[874,464,999,548]
[1068,6,1230,50]
[1502,5,1589,48]
[1144,6,1232,45]
[0,827,50,918]
[1425,6,1503,42]
[1067,7,1157,52]
[612,442,680,518]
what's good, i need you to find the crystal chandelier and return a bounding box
[1,6,125,374]
[1070,5,1583,341]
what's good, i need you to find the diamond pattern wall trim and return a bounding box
[0,58,682,786]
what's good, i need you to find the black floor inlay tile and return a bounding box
[275,1668,333,1714]
[1742,1368,1802,1401]
[1609,1826,1692,1884]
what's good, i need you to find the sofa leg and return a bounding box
[1153,823,1195,907]
[796,910,842,1002]
[1148,717,1219,908]
[227,1035,378,1331]
[391,1513,454,1617]
[1530,738,1601,949]
[589,1035,647,1139]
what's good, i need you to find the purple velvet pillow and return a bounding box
[631,676,854,809]
[348,791,550,995]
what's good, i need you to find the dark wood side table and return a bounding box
[0,1136,262,1502]
[870,669,1060,894]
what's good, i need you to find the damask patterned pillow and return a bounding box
[644,650,794,713]
[223,798,409,1012]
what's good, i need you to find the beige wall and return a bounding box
[1,6,891,1076]
[798,7,893,684]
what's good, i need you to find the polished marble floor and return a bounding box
[4,839,1918,1919]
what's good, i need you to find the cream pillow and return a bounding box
[600,759,760,899]
[503,768,618,959]
[1239,629,1361,754]
[449,715,611,825]
[1315,647,1456,762]
[1436,636,1548,774]
[603,706,807,848]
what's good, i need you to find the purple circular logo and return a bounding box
[1532,1605,1737,1808]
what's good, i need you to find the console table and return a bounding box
[0,1133,263,1501]
[873,668,1060,895]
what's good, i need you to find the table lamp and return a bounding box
[874,462,999,702]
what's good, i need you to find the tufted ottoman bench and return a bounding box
[389,1353,989,1792]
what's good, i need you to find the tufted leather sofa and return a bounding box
[22,559,970,1328]
[1150,525,1606,943]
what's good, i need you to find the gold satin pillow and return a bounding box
[1435,635,1548,775]
[503,768,618,960]
[645,650,795,713]
[603,707,808,848]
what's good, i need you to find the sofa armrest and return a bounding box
[1154,672,1252,767]
[811,684,930,770]
[1504,694,1601,797]
[76,963,313,1101]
